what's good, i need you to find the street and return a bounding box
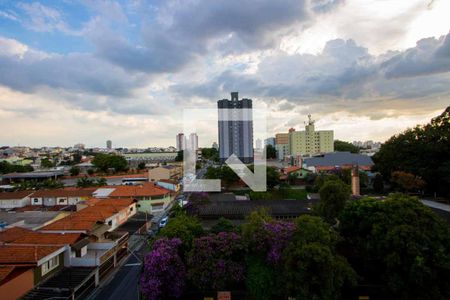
[88,243,146,300]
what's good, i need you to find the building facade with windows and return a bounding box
[218,92,253,164]
[288,115,334,156]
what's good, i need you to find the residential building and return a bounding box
[156,179,181,192]
[275,133,289,160]
[106,140,112,150]
[0,244,66,299]
[148,165,182,182]
[255,138,262,150]
[0,191,34,209]
[104,183,172,213]
[176,133,185,151]
[0,211,70,230]
[303,151,374,173]
[218,92,253,164]
[30,187,96,206]
[188,133,198,151]
[288,115,334,156]
[74,143,85,150]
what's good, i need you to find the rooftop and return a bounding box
[0,190,34,200]
[31,187,96,198]
[304,151,374,167]
[108,182,170,198]
[0,245,64,265]
[0,227,32,243]
[2,170,64,179]
[10,231,83,246]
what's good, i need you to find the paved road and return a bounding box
[88,244,145,300]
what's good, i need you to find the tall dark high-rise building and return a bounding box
[106,140,112,150]
[218,92,253,164]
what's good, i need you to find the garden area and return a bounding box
[140,182,450,300]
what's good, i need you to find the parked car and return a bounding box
[159,216,169,228]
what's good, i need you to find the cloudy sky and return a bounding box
[0,0,449,148]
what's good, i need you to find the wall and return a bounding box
[0,198,30,209]
[34,252,64,285]
[0,268,34,300]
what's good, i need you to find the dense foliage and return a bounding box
[283,216,356,300]
[373,106,450,196]
[316,179,351,224]
[265,144,277,159]
[13,179,63,190]
[0,161,33,174]
[92,153,128,173]
[201,147,219,162]
[70,166,80,176]
[334,140,360,153]
[140,193,450,300]
[76,177,107,187]
[140,238,186,300]
[187,232,246,290]
[339,194,450,299]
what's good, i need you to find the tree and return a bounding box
[373,106,450,197]
[316,179,351,224]
[137,162,146,170]
[187,232,246,291]
[159,213,204,255]
[265,144,277,159]
[339,194,450,299]
[266,166,280,188]
[87,168,95,175]
[76,177,107,187]
[334,140,359,153]
[175,150,183,162]
[140,238,186,300]
[201,148,219,162]
[391,171,426,193]
[210,217,238,234]
[373,173,384,193]
[70,166,80,176]
[41,158,54,168]
[92,153,128,173]
[287,172,298,185]
[0,161,33,174]
[283,215,356,300]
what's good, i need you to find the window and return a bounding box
[42,256,59,275]
[130,207,134,212]
[33,198,39,203]
[108,220,112,226]
[58,198,65,203]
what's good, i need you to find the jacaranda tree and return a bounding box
[140,238,186,300]
[187,232,246,291]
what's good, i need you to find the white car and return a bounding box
[159,216,169,228]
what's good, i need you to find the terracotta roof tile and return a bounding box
[0,191,34,200]
[0,266,15,281]
[10,232,82,245]
[108,182,170,198]
[40,198,135,232]
[0,245,63,265]
[0,227,33,243]
[31,187,96,198]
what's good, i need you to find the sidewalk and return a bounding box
[421,199,450,212]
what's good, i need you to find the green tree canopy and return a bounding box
[265,144,277,159]
[334,140,359,153]
[339,194,450,299]
[283,215,356,300]
[92,153,128,173]
[316,179,351,224]
[159,213,204,255]
[0,161,33,174]
[373,106,450,196]
[70,166,80,176]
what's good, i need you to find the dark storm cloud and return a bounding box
[381,33,450,78]
[91,0,311,73]
[172,33,450,108]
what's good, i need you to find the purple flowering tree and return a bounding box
[140,238,186,300]
[187,232,246,291]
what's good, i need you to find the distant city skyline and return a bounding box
[0,1,448,147]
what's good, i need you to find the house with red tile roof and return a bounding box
[93,182,172,213]
[0,244,66,299]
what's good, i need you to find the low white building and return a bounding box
[0,191,34,209]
